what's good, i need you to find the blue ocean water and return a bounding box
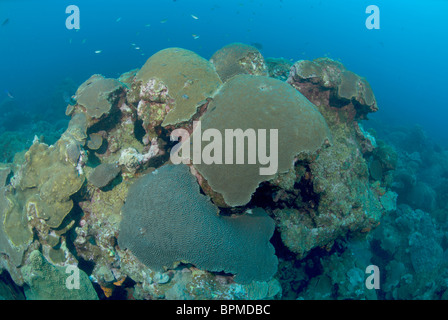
[1,0,448,301]
[1,0,447,144]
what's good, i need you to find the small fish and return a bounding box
[95,50,102,54]
[82,39,87,44]
[69,38,72,44]
[191,14,199,20]
[145,24,151,27]
[4,90,14,99]
[135,47,141,50]
[1,18,9,27]
[116,17,122,22]
[131,43,136,46]
[160,19,168,24]
[182,94,189,100]
[192,34,200,40]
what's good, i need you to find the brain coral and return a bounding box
[192,74,331,207]
[135,48,222,127]
[118,163,278,284]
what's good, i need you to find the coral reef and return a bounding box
[132,47,222,129]
[118,164,278,284]
[0,186,33,267]
[192,74,331,207]
[70,74,124,127]
[0,44,408,300]
[18,141,85,228]
[210,43,267,82]
[370,204,446,299]
[88,163,121,189]
[22,250,97,300]
[288,58,378,121]
[266,57,292,81]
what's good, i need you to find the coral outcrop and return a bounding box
[266,57,292,81]
[132,47,222,129]
[192,74,331,207]
[210,43,267,82]
[281,57,395,258]
[288,58,378,121]
[88,163,121,189]
[0,44,401,300]
[69,74,124,127]
[22,250,97,300]
[118,164,278,284]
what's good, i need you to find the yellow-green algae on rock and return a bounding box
[22,250,98,300]
[0,140,81,267]
[192,74,331,207]
[18,141,85,229]
[0,187,33,266]
[135,47,222,127]
[0,167,11,187]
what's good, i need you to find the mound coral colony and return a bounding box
[170,121,279,176]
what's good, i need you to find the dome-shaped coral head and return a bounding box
[118,163,278,284]
[181,74,331,207]
[288,58,378,121]
[210,43,268,83]
[133,48,222,130]
[71,74,124,128]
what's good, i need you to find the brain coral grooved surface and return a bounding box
[192,74,331,207]
[118,163,278,284]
